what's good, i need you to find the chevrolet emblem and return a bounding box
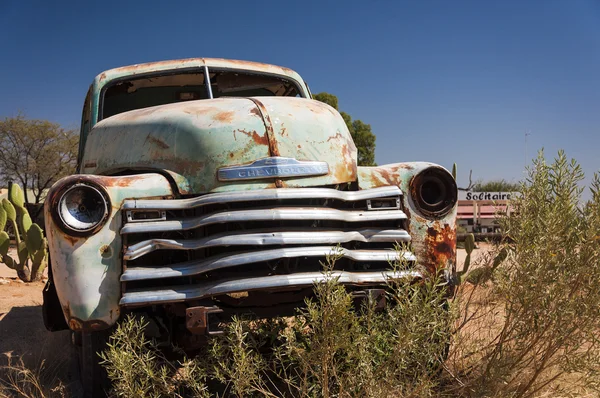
[217,157,329,181]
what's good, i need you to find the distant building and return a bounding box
[457,191,516,233]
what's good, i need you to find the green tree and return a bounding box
[472,179,520,192]
[313,92,376,166]
[0,115,78,219]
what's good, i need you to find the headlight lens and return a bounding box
[411,167,457,217]
[58,183,109,233]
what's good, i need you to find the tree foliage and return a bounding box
[313,92,376,166]
[0,115,78,217]
[472,179,520,192]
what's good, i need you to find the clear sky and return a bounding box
[1,0,598,191]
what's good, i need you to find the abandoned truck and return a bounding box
[42,58,457,390]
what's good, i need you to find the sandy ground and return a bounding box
[0,273,80,395]
[456,242,493,272]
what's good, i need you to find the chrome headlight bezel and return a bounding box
[53,182,111,236]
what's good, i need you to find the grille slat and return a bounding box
[120,270,422,306]
[122,186,403,210]
[121,207,407,234]
[124,228,411,260]
[121,246,416,282]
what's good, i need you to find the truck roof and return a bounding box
[94,58,305,88]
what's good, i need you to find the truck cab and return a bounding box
[43,58,457,391]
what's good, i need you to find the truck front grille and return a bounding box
[119,186,419,306]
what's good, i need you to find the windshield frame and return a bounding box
[97,66,307,122]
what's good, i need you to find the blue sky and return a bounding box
[1,0,599,191]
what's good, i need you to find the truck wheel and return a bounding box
[79,331,110,397]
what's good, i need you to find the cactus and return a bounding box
[452,163,457,180]
[0,182,48,282]
[458,233,509,286]
[458,233,475,280]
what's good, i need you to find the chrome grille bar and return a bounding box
[121,247,416,281]
[124,228,411,260]
[123,186,402,210]
[121,208,406,235]
[120,270,422,306]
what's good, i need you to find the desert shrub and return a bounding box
[99,315,210,398]
[102,252,452,397]
[0,357,66,398]
[211,253,451,398]
[447,150,600,397]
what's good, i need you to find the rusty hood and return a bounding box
[80,97,357,194]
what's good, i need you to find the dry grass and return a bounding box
[0,356,67,398]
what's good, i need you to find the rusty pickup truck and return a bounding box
[42,58,457,393]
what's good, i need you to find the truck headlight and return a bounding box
[411,167,457,218]
[56,183,110,235]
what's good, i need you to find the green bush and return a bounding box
[448,150,600,397]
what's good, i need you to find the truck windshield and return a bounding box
[102,69,301,120]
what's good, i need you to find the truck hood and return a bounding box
[81,97,357,194]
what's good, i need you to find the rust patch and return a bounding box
[280,124,288,137]
[264,114,280,156]
[101,175,149,187]
[181,104,219,116]
[63,234,80,246]
[247,98,280,157]
[229,152,234,158]
[331,144,357,183]
[423,223,456,274]
[250,107,261,117]
[214,110,236,123]
[100,244,112,258]
[297,144,302,149]
[360,166,406,188]
[218,58,295,74]
[236,129,268,146]
[109,59,192,75]
[83,161,97,168]
[327,131,343,142]
[146,135,169,149]
[378,168,401,187]
[413,213,428,224]
[63,305,111,332]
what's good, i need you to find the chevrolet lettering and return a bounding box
[218,157,330,181]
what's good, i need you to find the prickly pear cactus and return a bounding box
[457,232,508,286]
[0,182,48,282]
[457,233,475,283]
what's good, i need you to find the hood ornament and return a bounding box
[218,157,329,181]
